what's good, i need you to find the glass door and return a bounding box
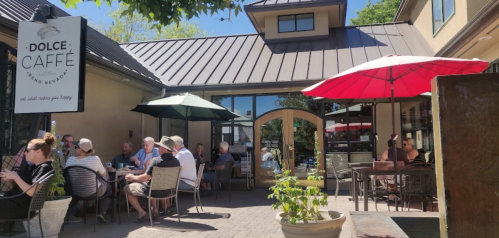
[255,109,324,187]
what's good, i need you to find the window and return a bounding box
[432,0,454,34]
[485,58,499,73]
[278,13,314,33]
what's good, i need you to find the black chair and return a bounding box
[63,166,115,232]
[0,171,54,238]
[210,160,233,203]
[395,163,437,211]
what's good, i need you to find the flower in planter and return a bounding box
[268,131,328,225]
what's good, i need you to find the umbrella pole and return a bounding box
[390,67,398,170]
[185,107,189,148]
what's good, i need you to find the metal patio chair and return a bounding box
[178,163,204,214]
[212,160,233,203]
[126,166,182,227]
[0,171,54,238]
[395,163,437,211]
[63,166,115,232]
[330,155,352,200]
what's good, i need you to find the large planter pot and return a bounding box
[276,210,346,238]
[23,196,72,238]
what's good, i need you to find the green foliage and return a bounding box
[60,0,243,28]
[48,121,66,199]
[89,3,207,43]
[268,131,328,224]
[349,0,402,26]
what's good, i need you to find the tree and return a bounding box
[60,0,243,29]
[349,0,402,26]
[90,4,207,43]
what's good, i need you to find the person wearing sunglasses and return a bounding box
[0,133,54,219]
[403,138,422,163]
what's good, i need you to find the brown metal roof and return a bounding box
[245,0,346,11]
[0,0,162,87]
[121,22,434,89]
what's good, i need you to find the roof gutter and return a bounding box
[435,0,499,57]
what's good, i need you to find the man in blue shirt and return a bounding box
[202,141,234,192]
[130,137,159,169]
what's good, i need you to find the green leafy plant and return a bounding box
[48,121,66,199]
[268,131,328,224]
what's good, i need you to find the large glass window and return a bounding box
[212,95,231,111]
[433,0,454,34]
[401,101,434,162]
[278,13,314,33]
[234,96,253,120]
[256,95,282,117]
[324,104,373,178]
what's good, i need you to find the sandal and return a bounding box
[134,214,148,223]
[152,213,159,221]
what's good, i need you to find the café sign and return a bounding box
[15,16,86,113]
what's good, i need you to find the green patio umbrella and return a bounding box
[131,93,241,147]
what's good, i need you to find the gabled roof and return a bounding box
[0,0,163,88]
[121,22,433,91]
[245,0,346,12]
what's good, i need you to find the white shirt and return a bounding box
[262,152,273,161]
[175,148,197,186]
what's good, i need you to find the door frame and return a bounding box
[254,108,324,187]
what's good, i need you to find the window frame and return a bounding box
[432,0,455,36]
[278,13,315,33]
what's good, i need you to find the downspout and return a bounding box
[141,88,166,140]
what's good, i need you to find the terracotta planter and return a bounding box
[276,210,346,238]
[23,196,72,238]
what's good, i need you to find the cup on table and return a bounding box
[118,163,124,170]
[106,162,112,168]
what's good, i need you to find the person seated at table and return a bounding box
[202,141,235,192]
[109,142,134,170]
[171,136,197,191]
[261,147,273,162]
[65,138,112,223]
[193,143,206,172]
[0,133,54,219]
[403,138,423,164]
[130,137,159,169]
[124,136,180,223]
[381,139,408,165]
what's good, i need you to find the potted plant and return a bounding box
[23,121,72,238]
[269,131,346,238]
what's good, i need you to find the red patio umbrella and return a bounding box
[326,123,371,132]
[303,55,488,167]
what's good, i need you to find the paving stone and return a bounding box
[1,189,434,238]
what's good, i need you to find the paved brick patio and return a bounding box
[1,188,435,238]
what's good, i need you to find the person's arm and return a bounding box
[131,150,142,166]
[381,150,388,161]
[0,169,35,196]
[125,173,151,183]
[407,150,419,162]
[126,158,155,182]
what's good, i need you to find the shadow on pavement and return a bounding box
[149,219,217,232]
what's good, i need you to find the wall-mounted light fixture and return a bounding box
[478,35,493,41]
[30,4,57,24]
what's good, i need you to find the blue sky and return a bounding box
[47,0,374,36]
